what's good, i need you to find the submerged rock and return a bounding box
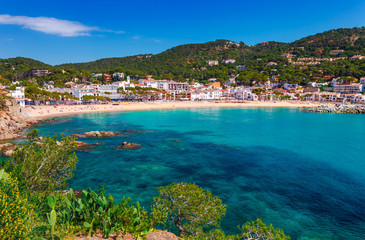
[71,131,122,138]
[75,141,104,151]
[115,141,142,150]
[123,129,143,134]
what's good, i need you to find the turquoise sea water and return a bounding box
[30,107,365,239]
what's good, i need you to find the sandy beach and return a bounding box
[23,101,322,119]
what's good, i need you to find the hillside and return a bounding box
[1,27,365,85]
[0,57,51,73]
[57,39,249,72]
[292,27,365,49]
[55,27,365,78]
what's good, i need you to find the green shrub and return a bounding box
[152,182,226,237]
[6,129,78,192]
[0,169,36,239]
[236,219,290,240]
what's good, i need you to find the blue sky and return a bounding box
[1,0,365,65]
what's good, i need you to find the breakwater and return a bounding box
[306,105,365,113]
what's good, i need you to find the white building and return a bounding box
[283,83,299,90]
[92,73,103,78]
[222,59,236,64]
[97,85,119,99]
[233,88,258,101]
[191,89,222,101]
[333,84,363,94]
[168,81,190,94]
[54,85,96,100]
[206,60,219,66]
[31,69,50,77]
[307,82,328,88]
[113,72,124,80]
[10,87,25,107]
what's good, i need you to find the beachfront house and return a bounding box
[9,87,25,107]
[97,84,120,99]
[233,88,258,101]
[168,81,190,94]
[333,84,363,94]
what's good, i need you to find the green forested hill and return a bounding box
[0,57,51,74]
[56,27,365,75]
[1,27,365,86]
[291,27,365,56]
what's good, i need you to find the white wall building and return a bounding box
[10,87,25,107]
[233,88,258,101]
[206,60,219,66]
[284,83,299,90]
[113,72,124,80]
[333,84,363,94]
[222,59,236,64]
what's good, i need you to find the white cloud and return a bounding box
[132,35,140,40]
[0,14,124,37]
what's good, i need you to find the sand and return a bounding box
[23,101,322,119]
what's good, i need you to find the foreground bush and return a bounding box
[0,169,36,239]
[236,219,290,240]
[6,129,78,192]
[152,182,226,237]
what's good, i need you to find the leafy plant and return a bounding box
[47,195,57,239]
[59,187,151,237]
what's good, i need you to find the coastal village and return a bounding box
[2,66,365,107]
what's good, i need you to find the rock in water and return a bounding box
[75,141,104,151]
[115,141,142,150]
[71,131,122,138]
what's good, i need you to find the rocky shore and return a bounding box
[0,109,30,141]
[307,105,365,113]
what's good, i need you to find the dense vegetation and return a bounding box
[0,130,290,239]
[1,27,365,88]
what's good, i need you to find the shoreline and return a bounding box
[23,101,322,119]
